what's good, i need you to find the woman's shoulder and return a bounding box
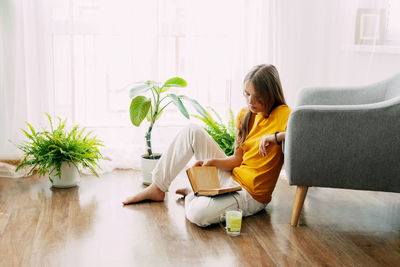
[273,104,291,115]
[271,105,291,121]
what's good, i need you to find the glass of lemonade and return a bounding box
[220,209,243,236]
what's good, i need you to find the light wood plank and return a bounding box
[0,170,399,266]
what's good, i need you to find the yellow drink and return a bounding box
[225,210,243,236]
[229,215,242,232]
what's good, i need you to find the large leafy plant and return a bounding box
[14,114,103,182]
[192,105,236,156]
[129,77,194,159]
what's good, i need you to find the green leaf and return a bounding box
[130,96,151,126]
[129,84,152,99]
[210,107,222,122]
[21,129,34,142]
[12,113,103,178]
[162,77,187,88]
[145,80,157,86]
[146,107,152,122]
[168,93,189,119]
[190,104,236,156]
[228,109,236,136]
[180,96,208,119]
[26,122,37,138]
[45,113,53,132]
[191,115,209,125]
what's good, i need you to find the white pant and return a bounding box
[152,124,266,227]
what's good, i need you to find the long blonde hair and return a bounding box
[236,64,287,148]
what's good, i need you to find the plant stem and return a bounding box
[145,124,153,158]
[145,86,161,159]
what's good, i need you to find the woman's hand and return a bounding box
[192,159,215,167]
[259,134,277,156]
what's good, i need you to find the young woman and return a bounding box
[123,64,291,227]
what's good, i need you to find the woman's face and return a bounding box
[243,82,266,114]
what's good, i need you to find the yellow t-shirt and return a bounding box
[232,105,291,203]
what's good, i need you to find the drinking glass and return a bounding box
[220,209,243,236]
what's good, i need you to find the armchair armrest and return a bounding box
[285,98,400,193]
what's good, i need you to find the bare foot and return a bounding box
[122,183,165,205]
[175,187,191,197]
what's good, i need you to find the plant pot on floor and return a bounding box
[140,153,161,185]
[50,162,80,188]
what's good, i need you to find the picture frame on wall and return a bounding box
[355,8,386,45]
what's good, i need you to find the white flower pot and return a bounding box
[140,154,161,185]
[50,162,80,188]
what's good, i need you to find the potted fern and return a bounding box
[192,105,236,156]
[131,77,208,184]
[14,114,103,188]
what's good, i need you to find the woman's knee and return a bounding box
[182,123,206,139]
[185,196,219,227]
[178,124,208,149]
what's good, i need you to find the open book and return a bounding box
[186,166,242,196]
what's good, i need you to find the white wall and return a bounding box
[279,0,400,107]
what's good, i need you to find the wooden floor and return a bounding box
[1,170,399,267]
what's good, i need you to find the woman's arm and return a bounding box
[259,131,286,157]
[193,145,244,171]
[277,131,286,143]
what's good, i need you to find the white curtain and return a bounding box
[0,0,52,159]
[180,0,281,117]
[1,0,399,177]
[0,0,280,176]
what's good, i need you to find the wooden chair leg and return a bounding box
[290,186,308,227]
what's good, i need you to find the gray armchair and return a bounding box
[285,73,400,226]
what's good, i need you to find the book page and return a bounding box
[192,166,220,189]
[186,169,198,192]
